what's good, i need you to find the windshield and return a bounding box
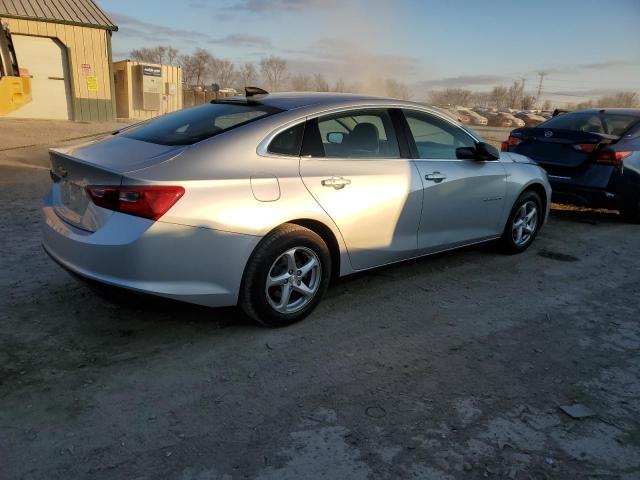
[123,102,283,146]
[541,112,639,137]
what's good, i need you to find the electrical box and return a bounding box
[140,65,161,111]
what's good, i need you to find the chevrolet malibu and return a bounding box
[42,91,551,326]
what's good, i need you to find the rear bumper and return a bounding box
[549,182,622,210]
[42,205,261,308]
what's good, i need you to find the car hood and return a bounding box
[503,152,538,164]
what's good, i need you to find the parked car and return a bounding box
[503,108,640,221]
[514,111,546,127]
[42,91,551,326]
[499,111,526,127]
[458,108,488,126]
[485,111,514,127]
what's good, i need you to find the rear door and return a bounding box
[402,109,507,253]
[299,108,422,270]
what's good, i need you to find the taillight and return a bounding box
[85,185,185,220]
[572,143,598,153]
[501,135,522,152]
[594,150,632,167]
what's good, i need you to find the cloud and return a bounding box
[420,74,507,88]
[109,11,272,52]
[225,0,338,12]
[578,59,636,70]
[109,12,212,43]
[212,34,271,48]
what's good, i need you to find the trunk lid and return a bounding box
[48,135,187,232]
[510,127,616,176]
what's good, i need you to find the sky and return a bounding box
[100,0,640,103]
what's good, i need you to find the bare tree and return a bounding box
[490,86,509,109]
[313,73,329,92]
[179,49,213,86]
[597,91,639,108]
[210,58,236,88]
[165,47,179,65]
[385,79,409,100]
[542,99,553,111]
[472,91,491,108]
[429,88,473,107]
[521,95,536,110]
[260,56,288,91]
[130,46,180,65]
[238,62,259,87]
[507,81,524,109]
[333,78,347,93]
[290,73,312,91]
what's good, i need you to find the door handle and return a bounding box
[321,176,351,189]
[425,172,447,183]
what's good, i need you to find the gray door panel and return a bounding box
[414,159,507,252]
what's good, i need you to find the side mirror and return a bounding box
[456,142,500,161]
[455,146,476,160]
[477,142,500,160]
[327,132,345,144]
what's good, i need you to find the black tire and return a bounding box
[620,199,640,224]
[500,190,543,254]
[240,223,331,327]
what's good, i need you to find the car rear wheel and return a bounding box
[500,190,543,254]
[240,223,331,327]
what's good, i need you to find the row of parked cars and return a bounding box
[439,106,550,128]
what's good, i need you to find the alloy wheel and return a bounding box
[512,201,538,247]
[265,247,322,314]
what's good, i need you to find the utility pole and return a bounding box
[536,72,547,108]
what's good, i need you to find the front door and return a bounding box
[299,109,423,270]
[402,109,507,253]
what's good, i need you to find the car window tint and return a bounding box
[124,102,282,146]
[541,112,639,136]
[268,123,305,156]
[403,110,476,159]
[315,110,400,159]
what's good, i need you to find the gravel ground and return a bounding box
[0,122,639,480]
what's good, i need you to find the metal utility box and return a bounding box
[140,65,162,111]
[113,60,182,120]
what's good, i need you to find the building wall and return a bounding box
[113,60,182,120]
[0,16,115,121]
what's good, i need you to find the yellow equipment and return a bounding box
[0,22,32,115]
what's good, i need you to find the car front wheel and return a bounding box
[500,190,543,254]
[240,223,331,327]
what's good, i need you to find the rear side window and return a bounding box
[304,109,400,159]
[403,110,476,159]
[123,102,282,146]
[268,123,305,156]
[541,113,639,137]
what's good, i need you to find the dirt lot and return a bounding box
[1,120,639,480]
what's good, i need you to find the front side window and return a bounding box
[123,102,282,146]
[404,110,476,159]
[308,109,400,159]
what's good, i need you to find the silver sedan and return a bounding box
[42,91,551,326]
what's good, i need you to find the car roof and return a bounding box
[223,91,427,111]
[571,108,640,116]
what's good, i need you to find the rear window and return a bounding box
[541,112,639,137]
[123,102,282,146]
